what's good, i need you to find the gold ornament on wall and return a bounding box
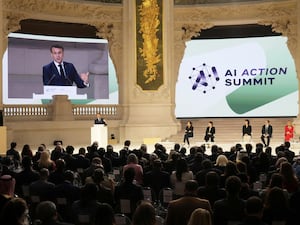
[136,0,163,90]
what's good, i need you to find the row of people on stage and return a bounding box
[183,119,295,147]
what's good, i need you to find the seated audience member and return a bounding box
[0,197,30,225]
[195,159,221,187]
[283,141,295,163]
[6,141,21,167]
[34,201,73,225]
[21,144,33,159]
[63,145,77,171]
[123,153,143,185]
[214,154,228,173]
[262,187,296,225]
[48,159,66,185]
[239,196,266,225]
[197,171,226,207]
[51,141,65,162]
[37,151,56,172]
[54,170,81,222]
[165,180,212,225]
[96,203,116,225]
[32,145,45,164]
[29,168,55,203]
[15,156,40,198]
[132,201,157,225]
[114,167,144,218]
[82,157,104,184]
[0,174,15,212]
[170,158,194,198]
[143,159,171,199]
[237,173,259,200]
[85,168,114,206]
[73,147,90,171]
[279,161,300,194]
[259,173,289,203]
[71,183,104,225]
[187,208,212,225]
[219,161,240,188]
[213,176,246,225]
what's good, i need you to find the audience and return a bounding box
[1,139,300,225]
[165,180,212,225]
[0,197,30,225]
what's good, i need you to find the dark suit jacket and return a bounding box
[43,61,86,88]
[94,118,107,125]
[165,195,212,225]
[261,125,273,137]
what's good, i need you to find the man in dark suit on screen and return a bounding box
[43,44,89,87]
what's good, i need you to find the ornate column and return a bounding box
[119,0,180,143]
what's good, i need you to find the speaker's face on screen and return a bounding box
[51,47,64,64]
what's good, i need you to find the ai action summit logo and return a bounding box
[188,63,220,94]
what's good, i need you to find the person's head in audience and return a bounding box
[275,156,288,169]
[225,175,242,198]
[268,173,284,188]
[80,183,98,203]
[92,168,105,183]
[39,168,50,181]
[245,143,253,154]
[132,201,156,225]
[211,145,218,155]
[184,180,199,196]
[124,167,135,183]
[187,208,212,225]
[10,141,17,149]
[127,153,138,164]
[55,158,66,172]
[201,159,213,170]
[21,156,33,170]
[106,144,114,154]
[205,171,220,188]
[174,143,181,152]
[0,174,15,197]
[224,161,239,177]
[244,196,264,219]
[34,201,62,224]
[264,187,289,211]
[284,141,291,149]
[0,197,29,225]
[175,158,189,181]
[153,159,163,171]
[91,157,103,169]
[215,154,228,167]
[66,145,74,155]
[96,203,116,225]
[78,147,86,156]
[64,170,75,183]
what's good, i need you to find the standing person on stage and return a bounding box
[183,121,194,147]
[242,119,252,143]
[284,120,294,142]
[94,113,107,126]
[204,121,216,142]
[261,120,273,147]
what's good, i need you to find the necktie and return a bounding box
[58,64,65,77]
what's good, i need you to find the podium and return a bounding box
[91,124,108,147]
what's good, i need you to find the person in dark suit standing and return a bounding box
[261,120,273,147]
[204,121,216,142]
[94,113,107,125]
[43,44,89,87]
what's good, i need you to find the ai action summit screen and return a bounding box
[175,36,298,118]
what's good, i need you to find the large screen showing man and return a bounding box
[43,44,89,87]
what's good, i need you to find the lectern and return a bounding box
[91,124,108,147]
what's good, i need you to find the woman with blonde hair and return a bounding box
[214,154,228,173]
[37,151,55,171]
[187,208,212,225]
